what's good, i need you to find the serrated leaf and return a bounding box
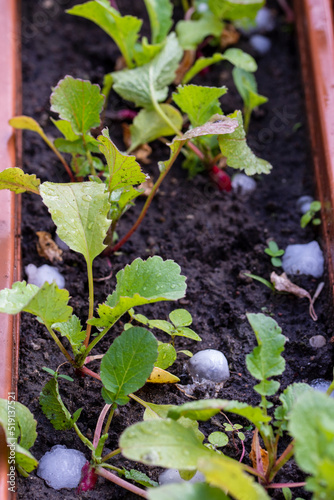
[143,0,173,44]
[124,468,158,488]
[129,104,183,151]
[52,315,86,356]
[176,14,223,50]
[246,313,285,397]
[289,391,334,497]
[182,49,257,84]
[169,309,193,327]
[172,116,238,143]
[112,33,183,108]
[90,257,186,328]
[15,444,39,475]
[0,281,72,326]
[100,327,158,405]
[50,76,104,136]
[198,454,269,500]
[274,383,311,431]
[148,482,229,500]
[120,419,212,469]
[39,378,78,430]
[173,85,226,127]
[67,0,142,68]
[155,343,177,369]
[98,128,147,191]
[218,111,272,175]
[40,181,110,265]
[167,399,270,429]
[0,167,40,194]
[209,0,264,21]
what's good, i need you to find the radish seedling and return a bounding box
[300,200,321,228]
[264,240,284,267]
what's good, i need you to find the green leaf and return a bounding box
[148,483,230,500]
[39,378,81,430]
[100,327,158,405]
[120,419,212,469]
[90,257,187,328]
[143,0,173,44]
[50,76,104,136]
[0,281,72,326]
[208,431,228,447]
[168,399,271,429]
[40,181,110,266]
[155,343,177,369]
[176,13,223,50]
[133,38,164,66]
[174,327,202,341]
[274,383,311,431]
[111,33,183,108]
[98,128,147,191]
[67,0,142,68]
[129,104,183,151]
[198,454,270,500]
[169,309,192,327]
[289,391,334,498]
[218,111,272,175]
[0,399,38,475]
[124,468,158,488]
[246,313,285,397]
[232,68,267,130]
[182,48,256,85]
[173,85,226,127]
[51,118,79,141]
[52,315,86,356]
[243,273,275,291]
[0,167,40,194]
[209,0,264,21]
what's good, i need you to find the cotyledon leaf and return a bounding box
[40,181,111,265]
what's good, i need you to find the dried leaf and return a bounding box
[171,116,238,143]
[174,49,196,85]
[147,366,180,383]
[270,272,317,321]
[220,24,240,50]
[138,178,154,196]
[122,123,153,164]
[249,429,269,475]
[36,232,63,263]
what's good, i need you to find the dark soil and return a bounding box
[17,1,333,499]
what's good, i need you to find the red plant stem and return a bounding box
[93,404,111,448]
[81,365,101,381]
[239,438,246,463]
[267,482,306,489]
[268,440,295,482]
[109,142,184,253]
[96,467,148,498]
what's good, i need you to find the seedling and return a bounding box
[264,240,284,267]
[300,200,321,228]
[119,313,334,499]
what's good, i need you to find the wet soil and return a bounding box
[17,1,333,499]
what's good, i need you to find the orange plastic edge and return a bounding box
[0,0,22,498]
[295,0,334,294]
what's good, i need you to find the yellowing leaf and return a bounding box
[0,167,40,195]
[147,366,180,383]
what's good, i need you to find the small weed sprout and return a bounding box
[300,200,321,228]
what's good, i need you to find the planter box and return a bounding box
[0,0,21,498]
[0,0,334,498]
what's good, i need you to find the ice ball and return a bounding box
[309,379,334,398]
[37,445,87,490]
[296,195,314,215]
[282,241,324,278]
[159,469,205,485]
[232,173,257,195]
[249,35,272,55]
[25,263,65,289]
[188,349,230,383]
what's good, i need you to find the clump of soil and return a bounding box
[17,1,333,499]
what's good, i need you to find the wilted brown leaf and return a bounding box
[138,178,154,196]
[249,429,269,475]
[220,24,240,50]
[36,231,63,263]
[174,50,196,85]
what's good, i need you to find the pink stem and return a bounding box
[97,467,148,498]
[81,365,102,381]
[239,438,246,463]
[93,405,111,448]
[267,482,306,489]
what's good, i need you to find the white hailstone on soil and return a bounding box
[159,469,205,485]
[231,173,257,196]
[282,241,324,278]
[309,379,334,398]
[196,2,208,13]
[296,195,314,214]
[25,263,65,289]
[188,349,230,383]
[255,8,276,32]
[37,445,87,490]
[249,35,272,55]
